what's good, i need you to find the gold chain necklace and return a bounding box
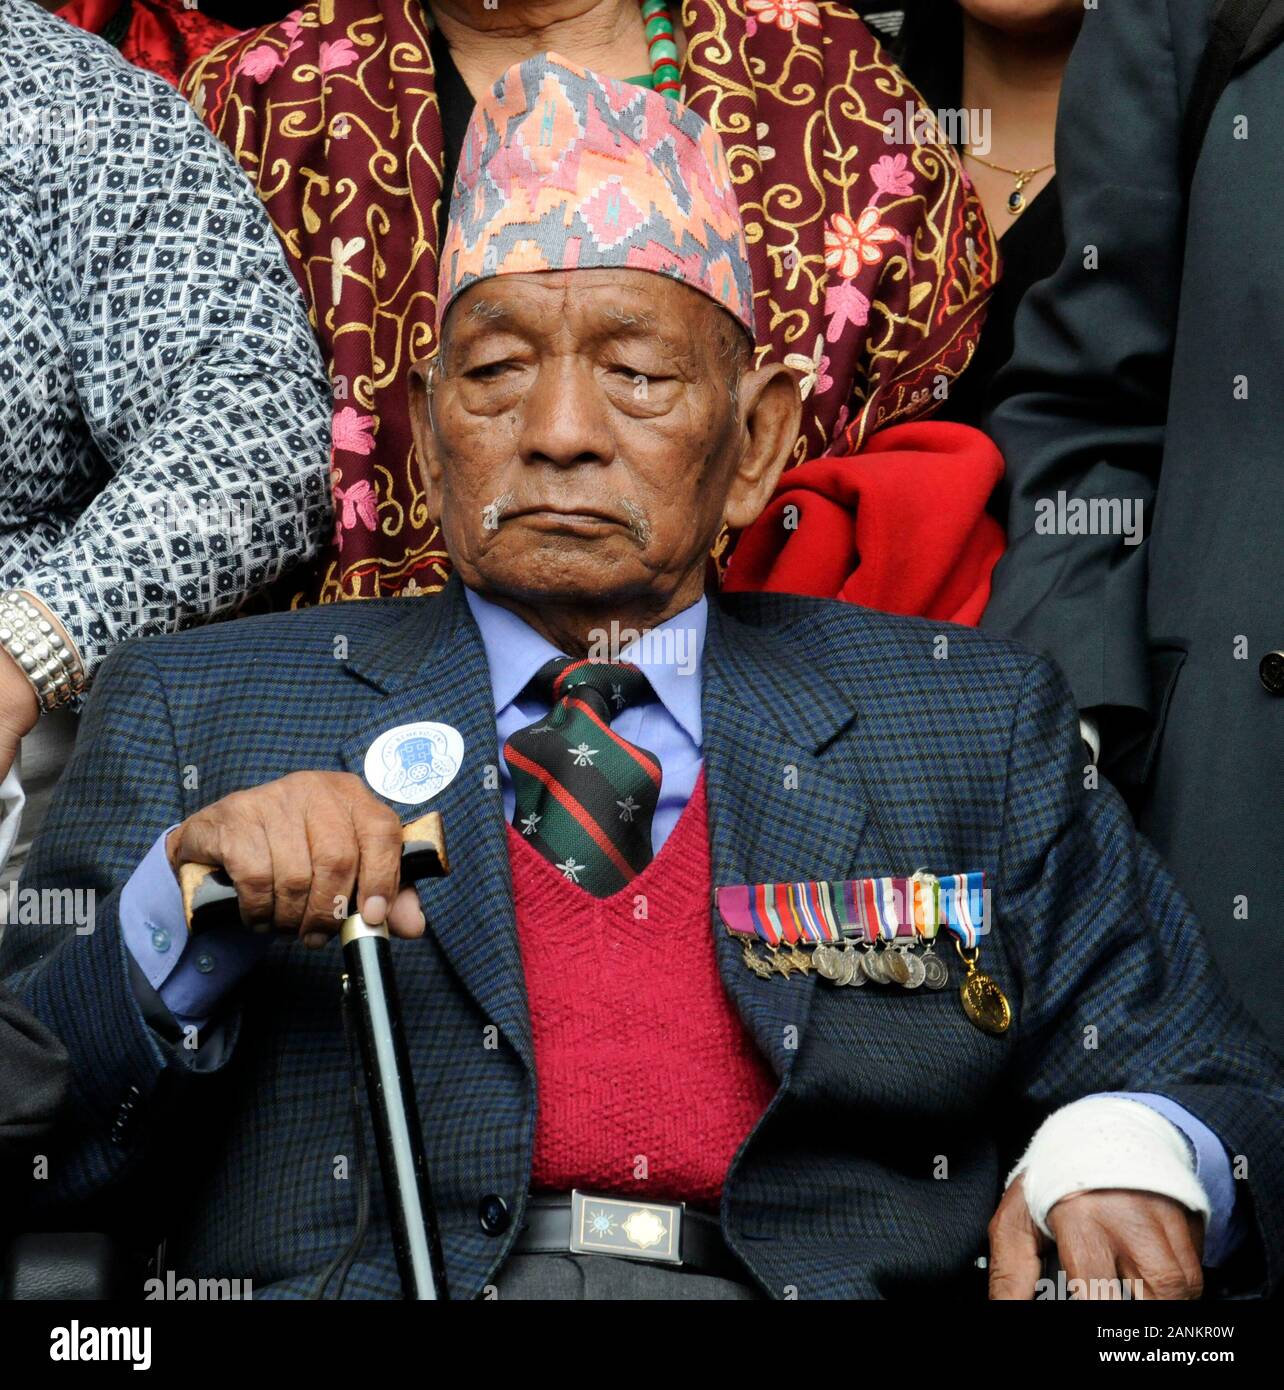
[964,148,1054,217]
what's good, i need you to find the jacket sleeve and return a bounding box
[981,0,1203,727]
[0,983,69,1172]
[993,651,1283,1295]
[0,641,240,1212]
[13,66,333,685]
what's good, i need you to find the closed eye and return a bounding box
[610,365,674,383]
[465,361,517,381]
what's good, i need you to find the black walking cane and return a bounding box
[180,813,451,1300]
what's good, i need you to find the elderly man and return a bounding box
[2,57,1280,1301]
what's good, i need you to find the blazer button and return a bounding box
[1260,651,1284,696]
[478,1194,510,1236]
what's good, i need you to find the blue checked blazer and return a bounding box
[3,577,1281,1299]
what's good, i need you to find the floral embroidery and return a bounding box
[746,0,822,32]
[870,153,915,199]
[237,44,283,83]
[824,208,898,278]
[333,478,378,541]
[824,279,871,342]
[783,334,833,400]
[332,406,376,455]
[755,120,774,162]
[330,235,367,308]
[318,39,358,73]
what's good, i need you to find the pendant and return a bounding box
[1007,173,1030,217]
[956,943,1011,1036]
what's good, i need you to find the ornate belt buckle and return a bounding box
[569,1189,684,1265]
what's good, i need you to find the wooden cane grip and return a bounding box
[179,861,236,935]
[400,811,449,879]
[177,860,210,922]
[180,811,450,935]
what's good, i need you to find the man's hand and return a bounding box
[0,649,40,783]
[989,1177,1205,1299]
[166,771,426,948]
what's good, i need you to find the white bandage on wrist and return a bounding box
[1007,1097,1211,1238]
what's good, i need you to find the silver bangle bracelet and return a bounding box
[0,590,85,713]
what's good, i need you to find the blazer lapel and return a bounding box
[337,577,533,1071]
[334,586,890,1083]
[701,597,881,1080]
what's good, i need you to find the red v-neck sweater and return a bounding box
[508,770,777,1210]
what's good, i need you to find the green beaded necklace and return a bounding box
[627,0,682,99]
[422,3,680,100]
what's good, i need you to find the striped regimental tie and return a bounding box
[503,657,661,896]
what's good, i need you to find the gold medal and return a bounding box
[786,942,813,974]
[955,940,1011,1036]
[741,938,774,979]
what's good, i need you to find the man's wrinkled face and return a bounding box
[412,269,757,612]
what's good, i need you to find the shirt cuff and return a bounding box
[119,827,270,1029]
[1108,1091,1240,1267]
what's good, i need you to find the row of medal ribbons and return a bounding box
[715,871,986,987]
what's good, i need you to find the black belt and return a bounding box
[514,1191,748,1282]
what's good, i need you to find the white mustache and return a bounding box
[481,493,653,544]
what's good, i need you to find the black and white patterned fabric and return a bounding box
[0,1,333,683]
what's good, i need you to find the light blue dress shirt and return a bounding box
[117,589,1239,1263]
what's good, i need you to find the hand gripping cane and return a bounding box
[178,814,451,1300]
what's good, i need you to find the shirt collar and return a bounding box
[464,586,706,749]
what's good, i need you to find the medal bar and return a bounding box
[714,870,1010,1034]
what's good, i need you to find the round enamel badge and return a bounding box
[364,722,464,806]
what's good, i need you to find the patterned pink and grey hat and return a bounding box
[436,52,755,340]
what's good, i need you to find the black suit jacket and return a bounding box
[982,0,1284,1051]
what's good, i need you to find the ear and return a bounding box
[408,358,444,518]
[721,362,802,532]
